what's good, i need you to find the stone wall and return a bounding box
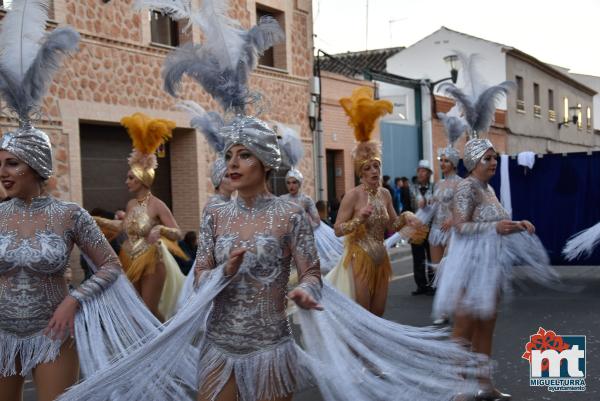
[0,0,313,232]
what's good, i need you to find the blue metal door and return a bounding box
[380,121,420,180]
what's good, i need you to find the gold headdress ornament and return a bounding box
[121,112,176,187]
[339,87,393,175]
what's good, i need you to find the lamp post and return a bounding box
[558,106,581,129]
[426,54,460,114]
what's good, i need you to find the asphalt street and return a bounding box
[23,246,599,401]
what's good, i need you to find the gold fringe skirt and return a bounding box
[343,240,391,297]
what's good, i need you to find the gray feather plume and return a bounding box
[162,10,284,113]
[436,106,467,147]
[439,52,514,135]
[177,100,225,152]
[277,124,304,168]
[0,0,79,121]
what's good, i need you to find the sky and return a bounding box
[313,0,600,76]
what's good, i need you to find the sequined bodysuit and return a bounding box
[195,194,321,354]
[0,196,120,349]
[121,198,159,262]
[280,193,320,229]
[429,174,462,246]
[453,176,510,234]
[342,187,392,295]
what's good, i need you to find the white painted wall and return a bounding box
[378,82,416,125]
[386,27,509,109]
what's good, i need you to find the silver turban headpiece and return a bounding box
[211,156,228,188]
[437,146,461,167]
[222,116,282,170]
[0,0,79,182]
[0,123,53,180]
[285,168,304,184]
[463,138,494,172]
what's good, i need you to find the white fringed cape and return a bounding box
[563,221,600,261]
[58,264,484,401]
[313,223,344,274]
[0,258,160,378]
[433,230,561,320]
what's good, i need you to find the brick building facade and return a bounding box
[0,0,314,232]
[319,71,379,203]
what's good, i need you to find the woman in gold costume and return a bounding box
[328,87,425,316]
[95,113,185,321]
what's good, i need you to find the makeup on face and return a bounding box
[361,160,381,184]
[286,178,299,195]
[0,151,41,199]
[225,145,266,190]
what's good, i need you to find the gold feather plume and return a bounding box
[339,86,393,143]
[121,112,176,171]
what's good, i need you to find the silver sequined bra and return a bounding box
[0,197,120,337]
[195,194,321,355]
[431,174,462,228]
[453,176,510,235]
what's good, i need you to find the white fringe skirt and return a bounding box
[433,230,560,320]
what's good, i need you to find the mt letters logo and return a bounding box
[522,327,586,392]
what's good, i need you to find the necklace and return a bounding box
[136,192,152,205]
[363,184,378,197]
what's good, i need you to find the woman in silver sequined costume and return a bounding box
[428,107,466,265]
[0,2,158,399]
[433,140,559,400]
[434,53,561,400]
[280,168,343,275]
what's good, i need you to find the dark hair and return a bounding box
[394,177,401,184]
[315,200,327,213]
[90,208,114,219]
[184,231,197,247]
[383,175,390,183]
[411,176,417,184]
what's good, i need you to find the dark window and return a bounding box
[516,76,524,100]
[533,83,540,117]
[516,76,525,112]
[80,123,172,212]
[150,11,180,47]
[548,89,555,121]
[256,4,286,70]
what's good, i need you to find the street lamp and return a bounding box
[558,106,581,129]
[428,54,460,114]
[443,54,459,85]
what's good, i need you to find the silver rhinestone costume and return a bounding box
[0,196,120,376]
[195,193,321,398]
[434,176,560,319]
[279,193,320,228]
[279,193,343,275]
[429,174,463,246]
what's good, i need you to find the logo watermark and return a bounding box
[522,327,586,392]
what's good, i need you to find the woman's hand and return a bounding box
[44,296,79,340]
[147,226,162,244]
[358,204,374,222]
[496,220,521,235]
[518,220,536,234]
[288,288,323,311]
[224,248,246,277]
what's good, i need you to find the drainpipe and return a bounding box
[311,60,325,201]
